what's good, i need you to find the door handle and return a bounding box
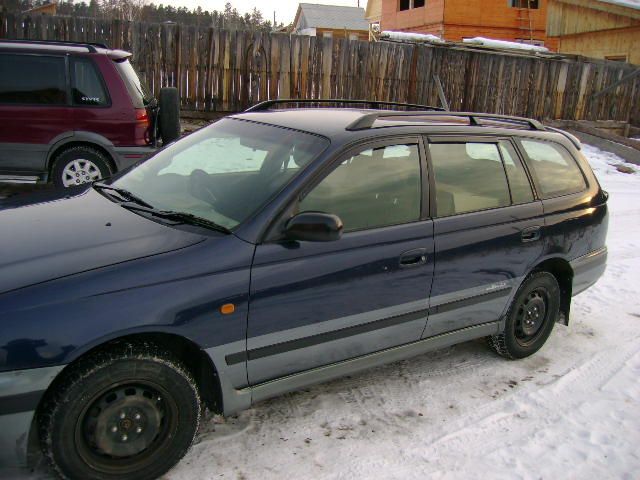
[521,226,542,243]
[399,248,429,268]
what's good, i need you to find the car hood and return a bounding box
[0,188,206,294]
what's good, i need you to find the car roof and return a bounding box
[0,40,131,60]
[231,108,580,150]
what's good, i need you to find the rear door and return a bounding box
[0,52,74,175]
[424,137,544,337]
[244,137,435,385]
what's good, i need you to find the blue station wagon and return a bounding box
[0,100,608,479]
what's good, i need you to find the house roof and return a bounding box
[598,0,640,10]
[294,3,369,31]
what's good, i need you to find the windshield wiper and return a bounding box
[94,183,155,209]
[122,205,232,234]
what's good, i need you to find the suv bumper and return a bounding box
[113,146,157,171]
[570,247,607,296]
[0,366,63,467]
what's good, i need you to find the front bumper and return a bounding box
[570,247,607,296]
[0,365,63,467]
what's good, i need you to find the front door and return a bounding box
[246,138,435,385]
[424,137,544,337]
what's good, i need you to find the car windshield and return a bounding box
[111,118,329,230]
[114,59,153,107]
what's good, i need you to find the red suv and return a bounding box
[0,40,180,187]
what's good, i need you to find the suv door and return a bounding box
[424,137,544,337]
[0,52,74,175]
[243,138,435,385]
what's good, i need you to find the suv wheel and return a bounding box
[52,146,112,188]
[158,87,181,144]
[489,272,560,359]
[39,343,201,480]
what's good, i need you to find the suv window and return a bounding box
[429,142,511,217]
[0,53,67,105]
[520,140,586,198]
[300,143,422,232]
[71,58,109,106]
[114,59,153,108]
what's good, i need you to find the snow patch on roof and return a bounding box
[381,31,445,44]
[463,37,550,53]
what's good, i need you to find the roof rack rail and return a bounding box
[0,39,109,53]
[346,111,546,132]
[544,126,582,150]
[245,99,445,113]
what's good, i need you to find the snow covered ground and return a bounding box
[167,144,640,480]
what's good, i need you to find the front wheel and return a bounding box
[489,272,560,359]
[51,146,111,188]
[39,343,201,480]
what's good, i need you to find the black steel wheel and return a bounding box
[39,343,201,480]
[489,272,560,359]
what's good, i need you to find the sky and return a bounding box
[167,1,365,25]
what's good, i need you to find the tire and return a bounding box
[158,87,181,144]
[39,342,201,480]
[51,146,112,188]
[488,272,560,359]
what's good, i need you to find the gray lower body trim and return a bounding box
[237,322,500,408]
[0,365,63,467]
[570,247,607,296]
[113,146,156,170]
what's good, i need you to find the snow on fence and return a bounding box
[2,13,639,124]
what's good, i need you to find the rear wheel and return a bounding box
[489,272,560,359]
[51,146,111,188]
[158,87,181,144]
[39,343,201,480]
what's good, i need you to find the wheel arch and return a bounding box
[28,332,224,465]
[47,132,120,174]
[530,257,574,325]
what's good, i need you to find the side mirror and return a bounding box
[284,212,343,242]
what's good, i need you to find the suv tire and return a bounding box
[489,272,560,359]
[51,146,112,188]
[39,342,201,480]
[158,87,181,144]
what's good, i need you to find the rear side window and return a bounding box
[0,53,67,105]
[72,58,109,106]
[520,140,586,198]
[114,59,153,108]
[499,141,534,204]
[429,142,511,217]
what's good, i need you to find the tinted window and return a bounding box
[113,119,328,230]
[0,54,66,105]
[114,60,153,108]
[499,141,534,204]
[429,142,511,216]
[72,58,109,106]
[300,143,421,232]
[520,140,586,198]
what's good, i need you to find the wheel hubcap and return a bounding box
[515,289,549,344]
[62,159,102,187]
[82,384,167,459]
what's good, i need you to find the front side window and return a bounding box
[0,53,67,105]
[520,140,586,198]
[299,143,422,232]
[429,142,511,217]
[112,119,329,230]
[72,58,109,106]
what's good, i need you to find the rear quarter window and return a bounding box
[0,53,67,105]
[520,140,586,198]
[71,58,109,106]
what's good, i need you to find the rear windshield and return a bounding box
[114,59,153,108]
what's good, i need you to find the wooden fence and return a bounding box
[2,13,639,124]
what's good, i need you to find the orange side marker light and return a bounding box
[220,303,235,315]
